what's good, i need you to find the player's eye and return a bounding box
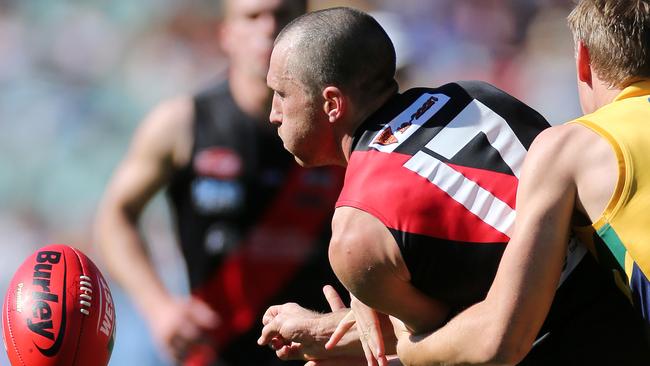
[245,11,262,21]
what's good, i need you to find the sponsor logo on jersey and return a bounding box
[370,93,450,153]
[191,178,244,214]
[373,127,398,146]
[29,250,66,357]
[194,148,243,179]
[396,122,412,133]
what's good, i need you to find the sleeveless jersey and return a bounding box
[571,80,650,323]
[338,81,549,306]
[167,82,344,365]
[337,81,650,364]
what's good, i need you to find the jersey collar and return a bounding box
[614,79,650,101]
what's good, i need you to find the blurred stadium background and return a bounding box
[0,0,581,364]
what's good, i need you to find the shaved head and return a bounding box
[275,7,397,103]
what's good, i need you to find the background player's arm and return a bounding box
[329,207,451,350]
[94,97,217,360]
[393,126,588,366]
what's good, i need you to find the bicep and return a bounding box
[330,207,450,334]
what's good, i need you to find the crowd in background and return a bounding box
[0,0,581,364]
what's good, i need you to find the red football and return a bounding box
[2,244,116,365]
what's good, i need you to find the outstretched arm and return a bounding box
[393,126,590,366]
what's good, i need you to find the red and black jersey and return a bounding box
[338,81,545,307]
[337,81,650,364]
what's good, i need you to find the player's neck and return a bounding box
[339,84,398,166]
[592,79,622,111]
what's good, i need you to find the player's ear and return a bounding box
[323,86,344,123]
[576,41,592,87]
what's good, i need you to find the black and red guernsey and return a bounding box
[337,81,650,364]
[338,80,547,308]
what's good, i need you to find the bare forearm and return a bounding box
[396,302,515,366]
[396,241,564,366]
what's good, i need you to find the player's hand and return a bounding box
[258,285,350,361]
[326,294,387,366]
[148,296,220,363]
[322,284,347,311]
[258,302,329,360]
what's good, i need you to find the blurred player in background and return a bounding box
[394,1,650,364]
[94,0,344,365]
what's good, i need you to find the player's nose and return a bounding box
[269,106,282,126]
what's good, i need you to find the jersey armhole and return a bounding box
[335,200,394,232]
[567,119,630,230]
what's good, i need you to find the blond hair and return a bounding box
[568,0,650,87]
